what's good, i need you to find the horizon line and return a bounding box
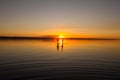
[0,36,119,40]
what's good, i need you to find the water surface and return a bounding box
[0,39,120,80]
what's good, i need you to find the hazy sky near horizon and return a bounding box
[0,0,120,38]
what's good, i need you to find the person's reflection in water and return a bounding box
[57,38,63,51]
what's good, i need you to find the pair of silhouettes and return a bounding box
[57,38,63,51]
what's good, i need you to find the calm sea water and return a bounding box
[0,39,120,80]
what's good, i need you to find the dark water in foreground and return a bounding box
[0,39,120,80]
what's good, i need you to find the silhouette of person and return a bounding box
[57,38,63,51]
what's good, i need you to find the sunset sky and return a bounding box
[0,0,120,38]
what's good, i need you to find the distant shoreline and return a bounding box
[0,36,119,40]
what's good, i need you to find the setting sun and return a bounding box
[59,35,64,39]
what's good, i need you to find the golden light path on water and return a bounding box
[57,35,64,51]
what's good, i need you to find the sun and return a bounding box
[59,35,63,39]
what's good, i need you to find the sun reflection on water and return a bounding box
[57,38,63,51]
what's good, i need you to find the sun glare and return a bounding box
[59,35,63,39]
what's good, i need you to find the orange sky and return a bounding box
[0,0,120,39]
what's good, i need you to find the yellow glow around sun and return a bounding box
[59,35,63,38]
